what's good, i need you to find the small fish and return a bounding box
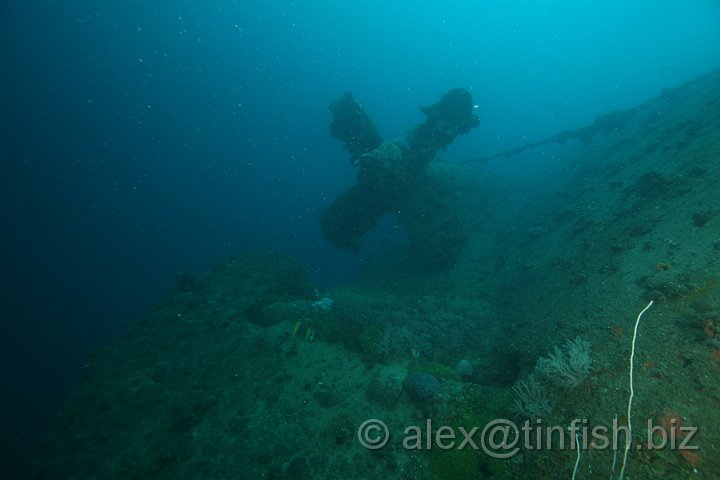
[292,320,302,337]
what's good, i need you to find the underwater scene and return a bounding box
[3,1,720,479]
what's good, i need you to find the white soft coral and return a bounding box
[535,336,592,388]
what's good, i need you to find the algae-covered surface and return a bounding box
[34,70,720,479]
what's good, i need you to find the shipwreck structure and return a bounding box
[321,89,480,267]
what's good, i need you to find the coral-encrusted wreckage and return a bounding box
[321,89,479,267]
[33,70,720,479]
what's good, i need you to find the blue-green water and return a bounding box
[2,1,720,478]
